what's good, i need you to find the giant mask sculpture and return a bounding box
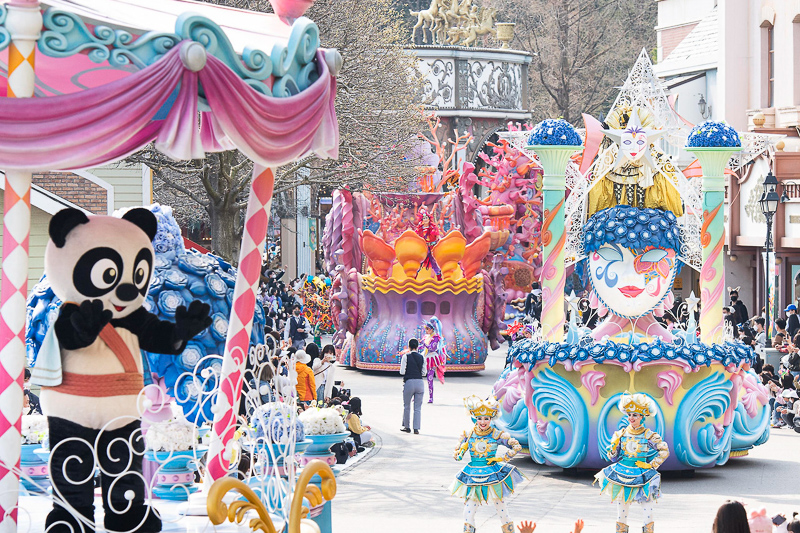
[584,206,682,341]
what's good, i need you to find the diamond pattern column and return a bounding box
[0,3,41,530]
[206,166,274,481]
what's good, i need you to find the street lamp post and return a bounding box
[759,171,781,347]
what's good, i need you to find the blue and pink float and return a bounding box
[491,110,770,471]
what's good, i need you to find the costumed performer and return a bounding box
[420,316,446,403]
[594,392,669,533]
[450,395,524,533]
[415,206,442,280]
[587,106,684,219]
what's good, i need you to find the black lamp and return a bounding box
[760,170,780,347]
[759,171,779,215]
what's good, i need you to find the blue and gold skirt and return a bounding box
[594,461,661,504]
[449,462,525,504]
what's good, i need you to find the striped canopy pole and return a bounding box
[206,166,274,481]
[0,1,41,530]
[686,147,738,345]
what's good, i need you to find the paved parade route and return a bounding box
[332,347,800,533]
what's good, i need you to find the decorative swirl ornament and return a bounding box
[730,401,770,452]
[674,372,733,468]
[38,8,322,97]
[527,368,588,468]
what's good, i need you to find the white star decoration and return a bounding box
[567,291,582,319]
[686,291,700,313]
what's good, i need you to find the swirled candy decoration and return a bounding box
[528,119,582,146]
[730,401,770,452]
[209,313,230,342]
[508,338,756,371]
[686,121,741,148]
[674,372,733,467]
[597,392,665,462]
[584,206,682,272]
[158,290,186,318]
[163,269,189,289]
[527,368,588,468]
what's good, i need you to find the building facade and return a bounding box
[654,0,800,317]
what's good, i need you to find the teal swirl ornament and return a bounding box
[674,372,733,468]
[0,5,11,52]
[494,397,529,447]
[730,402,770,452]
[109,31,182,69]
[597,392,665,463]
[40,9,115,63]
[528,368,588,468]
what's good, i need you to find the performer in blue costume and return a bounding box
[594,392,669,533]
[450,395,524,533]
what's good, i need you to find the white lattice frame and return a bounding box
[498,129,705,272]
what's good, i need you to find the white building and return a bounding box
[654,0,800,318]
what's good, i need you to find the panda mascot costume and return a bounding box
[32,208,212,533]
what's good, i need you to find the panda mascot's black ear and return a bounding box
[121,208,158,241]
[49,208,90,248]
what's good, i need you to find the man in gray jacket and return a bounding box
[400,338,426,435]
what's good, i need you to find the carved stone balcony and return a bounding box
[413,45,532,121]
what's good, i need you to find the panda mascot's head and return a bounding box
[44,208,158,320]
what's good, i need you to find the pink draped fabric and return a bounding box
[0,42,338,171]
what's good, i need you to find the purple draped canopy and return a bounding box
[0,41,338,171]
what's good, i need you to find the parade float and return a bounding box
[322,115,518,372]
[0,0,341,531]
[491,51,772,472]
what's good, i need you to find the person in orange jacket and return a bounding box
[295,350,317,405]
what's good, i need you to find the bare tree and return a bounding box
[493,0,656,123]
[130,0,425,262]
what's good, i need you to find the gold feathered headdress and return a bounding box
[464,395,500,418]
[618,391,656,417]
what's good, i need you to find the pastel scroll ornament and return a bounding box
[527,368,588,468]
[674,372,733,468]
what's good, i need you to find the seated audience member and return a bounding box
[294,350,316,406]
[777,389,800,432]
[23,368,41,415]
[345,397,374,447]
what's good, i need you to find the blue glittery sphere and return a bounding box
[686,121,741,148]
[528,119,582,146]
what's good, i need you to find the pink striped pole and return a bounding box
[206,166,274,480]
[0,2,41,530]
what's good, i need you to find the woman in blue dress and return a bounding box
[594,392,669,533]
[450,395,524,533]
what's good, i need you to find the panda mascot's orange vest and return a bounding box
[35,208,211,533]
